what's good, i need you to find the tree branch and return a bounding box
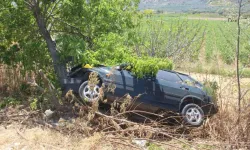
[45,0,61,23]
[24,0,33,9]
[52,16,92,44]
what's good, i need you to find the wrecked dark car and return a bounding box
[62,64,218,126]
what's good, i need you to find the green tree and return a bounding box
[0,0,140,85]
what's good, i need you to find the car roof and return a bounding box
[162,69,190,76]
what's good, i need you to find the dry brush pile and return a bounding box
[2,71,250,149]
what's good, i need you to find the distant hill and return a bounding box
[138,0,227,13]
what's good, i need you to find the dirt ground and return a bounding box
[0,124,137,150]
[0,124,222,150]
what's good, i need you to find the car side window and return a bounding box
[178,74,195,85]
[178,74,193,82]
[157,71,181,82]
[178,74,203,88]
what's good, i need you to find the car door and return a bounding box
[116,69,157,104]
[110,69,144,97]
[120,70,148,97]
[155,70,189,111]
[177,73,206,99]
[110,69,127,97]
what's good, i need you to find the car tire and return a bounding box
[181,103,204,127]
[79,81,101,102]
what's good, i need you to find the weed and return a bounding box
[30,98,38,110]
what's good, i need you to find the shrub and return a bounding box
[0,97,21,108]
[83,45,174,79]
[127,56,173,78]
[203,81,218,104]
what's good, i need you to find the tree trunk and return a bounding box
[236,0,242,115]
[32,2,67,86]
[31,1,67,107]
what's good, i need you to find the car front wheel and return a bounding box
[79,81,101,102]
[181,103,204,126]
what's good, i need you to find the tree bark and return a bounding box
[31,1,67,86]
[29,0,67,107]
[236,0,242,115]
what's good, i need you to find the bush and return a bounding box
[82,38,174,78]
[203,81,218,104]
[0,97,21,108]
[127,56,173,78]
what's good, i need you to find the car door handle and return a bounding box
[180,86,189,91]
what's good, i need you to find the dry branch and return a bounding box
[38,70,60,108]
[95,111,193,148]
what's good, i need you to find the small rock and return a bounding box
[44,109,54,118]
[58,118,67,127]
[132,139,147,148]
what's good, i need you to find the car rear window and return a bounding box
[157,71,181,82]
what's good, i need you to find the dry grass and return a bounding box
[182,72,250,149]
[0,124,225,150]
[179,71,250,108]
[0,125,142,150]
[2,64,250,149]
[0,64,36,94]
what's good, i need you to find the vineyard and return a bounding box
[138,14,250,77]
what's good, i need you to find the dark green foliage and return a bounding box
[0,0,140,82]
[0,97,21,108]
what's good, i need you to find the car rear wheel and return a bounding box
[79,81,101,102]
[181,103,204,126]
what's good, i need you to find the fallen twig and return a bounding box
[115,110,164,118]
[95,111,137,125]
[95,111,194,148]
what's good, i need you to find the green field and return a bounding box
[138,14,250,77]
